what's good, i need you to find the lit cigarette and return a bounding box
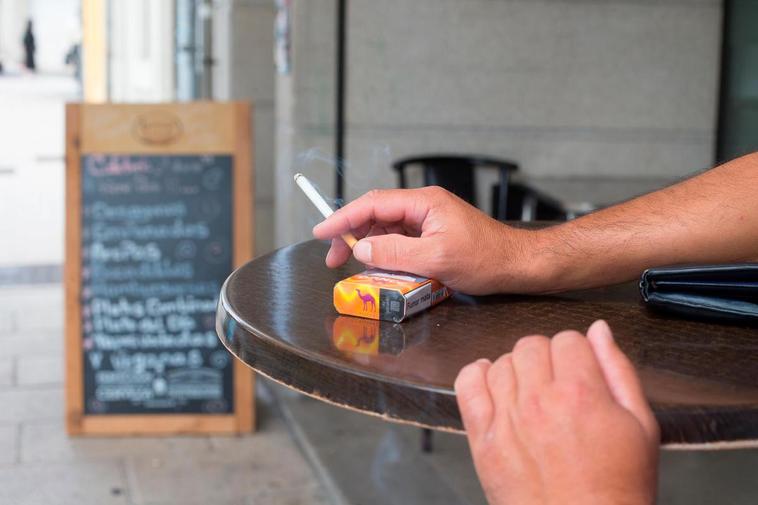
[294,173,358,249]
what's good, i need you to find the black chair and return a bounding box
[492,182,567,221]
[392,155,518,221]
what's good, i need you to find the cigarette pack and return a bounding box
[333,269,451,322]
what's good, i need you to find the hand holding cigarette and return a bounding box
[312,186,546,295]
[294,173,358,249]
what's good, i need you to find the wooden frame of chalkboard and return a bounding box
[65,103,255,435]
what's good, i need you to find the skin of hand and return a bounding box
[313,186,548,295]
[455,320,660,505]
[313,152,758,294]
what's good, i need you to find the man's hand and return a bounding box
[455,320,660,505]
[313,186,548,295]
[314,153,758,293]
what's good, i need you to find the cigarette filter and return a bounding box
[334,269,451,322]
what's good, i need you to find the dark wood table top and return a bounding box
[217,240,758,447]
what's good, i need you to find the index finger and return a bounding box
[312,188,433,240]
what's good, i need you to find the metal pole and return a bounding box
[335,0,347,204]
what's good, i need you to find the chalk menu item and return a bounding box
[81,154,233,415]
[66,103,254,435]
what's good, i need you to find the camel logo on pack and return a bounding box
[355,289,376,311]
[133,111,183,145]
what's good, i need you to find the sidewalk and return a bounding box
[0,284,329,505]
[0,73,77,268]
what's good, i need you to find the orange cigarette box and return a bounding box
[333,269,451,322]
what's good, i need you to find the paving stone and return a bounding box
[127,457,318,505]
[274,386,467,505]
[20,420,213,463]
[16,355,63,386]
[659,449,758,505]
[0,387,63,423]
[246,481,330,505]
[0,461,129,505]
[0,424,18,465]
[207,422,308,462]
[0,286,63,333]
[142,501,244,505]
[0,331,63,358]
[0,311,15,335]
[128,423,324,505]
[0,358,13,387]
[400,429,487,504]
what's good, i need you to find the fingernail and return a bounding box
[589,319,613,341]
[353,240,372,263]
[475,358,492,366]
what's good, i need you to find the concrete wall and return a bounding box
[220,0,277,256]
[275,0,337,249]
[275,0,723,247]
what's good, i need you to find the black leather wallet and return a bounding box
[639,264,758,323]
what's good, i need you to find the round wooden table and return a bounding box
[217,240,758,447]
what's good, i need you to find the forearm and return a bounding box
[526,152,758,292]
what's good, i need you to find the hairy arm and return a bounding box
[531,152,758,292]
[314,153,758,294]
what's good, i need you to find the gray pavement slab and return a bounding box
[0,387,63,423]
[0,330,64,357]
[0,358,13,387]
[245,481,329,505]
[659,449,758,505]
[271,381,486,505]
[0,310,15,334]
[20,420,212,464]
[0,460,130,505]
[0,423,18,465]
[125,435,323,505]
[0,285,64,333]
[16,355,63,386]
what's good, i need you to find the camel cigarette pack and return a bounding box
[334,269,451,322]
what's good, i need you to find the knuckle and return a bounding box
[424,185,449,200]
[454,363,482,393]
[486,358,507,385]
[364,188,384,202]
[456,388,483,414]
[513,335,549,355]
[552,329,585,345]
[552,379,595,408]
[518,394,546,423]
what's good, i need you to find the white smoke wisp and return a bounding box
[292,142,394,209]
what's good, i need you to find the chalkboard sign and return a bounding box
[65,103,254,435]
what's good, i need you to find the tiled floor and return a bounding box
[273,373,758,505]
[0,285,329,505]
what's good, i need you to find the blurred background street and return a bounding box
[0,74,75,269]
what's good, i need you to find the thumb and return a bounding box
[587,320,659,443]
[353,234,432,275]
